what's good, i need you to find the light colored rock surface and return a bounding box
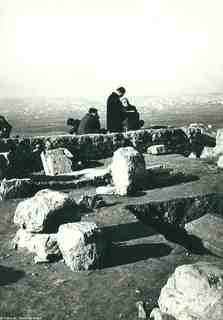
[216,129,223,146]
[14,189,79,233]
[185,214,223,257]
[147,144,167,155]
[200,146,216,160]
[155,262,223,320]
[96,185,116,195]
[41,148,73,175]
[13,229,61,261]
[150,308,175,320]
[188,152,197,159]
[0,178,34,200]
[217,154,223,168]
[57,222,106,271]
[111,147,146,196]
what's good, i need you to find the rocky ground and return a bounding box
[0,154,223,320]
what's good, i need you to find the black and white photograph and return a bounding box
[0,1,223,319]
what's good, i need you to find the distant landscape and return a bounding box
[1,93,223,137]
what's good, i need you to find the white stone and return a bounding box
[0,178,33,200]
[41,148,73,176]
[156,262,223,320]
[14,189,79,233]
[217,155,223,168]
[96,185,116,195]
[200,146,216,160]
[147,145,167,155]
[110,147,146,196]
[150,308,175,320]
[216,129,223,147]
[13,229,61,261]
[188,152,197,159]
[57,222,105,271]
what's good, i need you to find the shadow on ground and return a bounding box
[0,265,25,286]
[102,242,172,268]
[102,221,156,243]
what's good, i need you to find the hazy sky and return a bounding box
[0,0,223,98]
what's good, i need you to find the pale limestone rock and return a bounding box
[200,146,216,160]
[0,178,34,200]
[110,147,146,196]
[57,222,106,271]
[136,301,147,319]
[13,229,61,261]
[216,129,223,147]
[96,185,116,195]
[41,148,73,176]
[217,154,223,168]
[147,144,167,155]
[14,189,80,233]
[185,214,223,257]
[157,262,223,320]
[150,308,175,320]
[188,152,197,159]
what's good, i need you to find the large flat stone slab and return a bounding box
[41,148,73,175]
[127,193,223,228]
[185,214,223,257]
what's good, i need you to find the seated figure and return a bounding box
[77,108,101,135]
[67,118,81,135]
[121,98,144,131]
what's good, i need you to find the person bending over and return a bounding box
[121,98,144,131]
[77,108,101,135]
[106,87,126,132]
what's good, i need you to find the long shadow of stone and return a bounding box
[102,221,156,243]
[0,265,25,286]
[145,171,199,190]
[139,218,215,256]
[102,242,172,268]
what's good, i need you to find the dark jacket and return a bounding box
[0,116,12,138]
[77,113,101,135]
[106,92,124,132]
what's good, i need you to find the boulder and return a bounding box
[216,128,223,146]
[57,222,106,271]
[0,178,35,200]
[110,147,146,196]
[200,146,216,161]
[14,189,80,233]
[217,155,223,169]
[152,262,223,320]
[41,148,73,176]
[185,214,223,257]
[147,144,167,155]
[13,229,61,261]
[188,152,197,159]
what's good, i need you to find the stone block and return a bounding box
[57,222,106,271]
[111,147,146,196]
[13,229,61,261]
[153,262,223,320]
[147,144,167,155]
[41,148,73,176]
[96,185,116,195]
[200,146,216,161]
[217,155,223,168]
[185,214,223,257]
[14,189,80,233]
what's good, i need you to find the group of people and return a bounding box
[67,87,144,135]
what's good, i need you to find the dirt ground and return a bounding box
[0,154,223,320]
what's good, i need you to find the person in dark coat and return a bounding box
[67,118,80,134]
[121,98,144,131]
[106,87,126,132]
[0,116,12,138]
[77,108,101,135]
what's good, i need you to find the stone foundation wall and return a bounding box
[0,128,189,162]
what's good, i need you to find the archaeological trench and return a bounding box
[1,127,223,319]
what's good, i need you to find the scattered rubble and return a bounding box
[77,194,107,211]
[0,178,35,200]
[147,144,167,155]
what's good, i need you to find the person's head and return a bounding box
[121,98,130,108]
[88,107,99,117]
[67,118,75,126]
[116,86,126,97]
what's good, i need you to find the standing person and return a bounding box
[106,87,126,132]
[0,116,12,138]
[77,107,101,135]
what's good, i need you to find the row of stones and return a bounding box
[13,189,107,270]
